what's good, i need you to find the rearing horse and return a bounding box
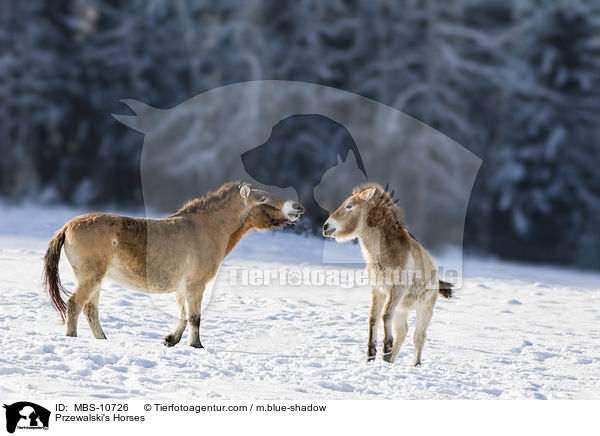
[323,183,452,365]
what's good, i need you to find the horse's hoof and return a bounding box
[367,356,376,363]
[190,342,204,349]
[382,353,394,364]
[414,362,421,367]
[162,336,179,347]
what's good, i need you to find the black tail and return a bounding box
[42,227,68,321]
[438,280,453,299]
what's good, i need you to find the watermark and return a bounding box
[3,401,592,436]
[113,80,480,317]
[3,402,50,434]
[227,266,458,290]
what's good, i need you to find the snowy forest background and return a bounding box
[0,0,599,269]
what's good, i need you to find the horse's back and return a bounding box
[64,213,147,253]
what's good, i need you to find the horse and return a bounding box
[323,183,452,365]
[43,182,304,348]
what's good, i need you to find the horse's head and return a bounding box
[323,184,379,242]
[239,183,304,225]
[224,184,305,256]
[244,204,293,230]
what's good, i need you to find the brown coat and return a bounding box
[43,182,303,347]
[324,183,451,365]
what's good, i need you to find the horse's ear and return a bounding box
[112,99,163,133]
[358,186,377,201]
[337,154,343,166]
[239,183,251,199]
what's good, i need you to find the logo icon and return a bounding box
[3,402,50,434]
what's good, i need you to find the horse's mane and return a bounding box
[354,183,406,232]
[172,182,242,216]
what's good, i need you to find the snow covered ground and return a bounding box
[0,203,598,400]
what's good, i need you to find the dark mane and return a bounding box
[172,182,242,216]
[355,183,406,232]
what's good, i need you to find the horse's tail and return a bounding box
[438,280,453,299]
[43,226,68,321]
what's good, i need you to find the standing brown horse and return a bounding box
[323,183,452,365]
[43,182,303,348]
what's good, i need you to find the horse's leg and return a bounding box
[83,286,106,339]
[390,309,409,363]
[413,296,436,367]
[382,286,402,363]
[163,291,187,347]
[185,283,205,348]
[367,288,386,362]
[65,277,101,337]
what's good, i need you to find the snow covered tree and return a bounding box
[0,0,599,267]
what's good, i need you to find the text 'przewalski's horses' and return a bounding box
[323,183,452,365]
[43,182,303,348]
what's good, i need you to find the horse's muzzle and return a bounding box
[323,219,336,237]
[283,201,304,222]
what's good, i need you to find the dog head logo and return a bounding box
[3,402,50,433]
[241,114,367,230]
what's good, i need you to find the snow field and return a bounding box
[0,204,598,400]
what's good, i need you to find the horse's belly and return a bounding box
[106,257,181,294]
[105,261,149,293]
